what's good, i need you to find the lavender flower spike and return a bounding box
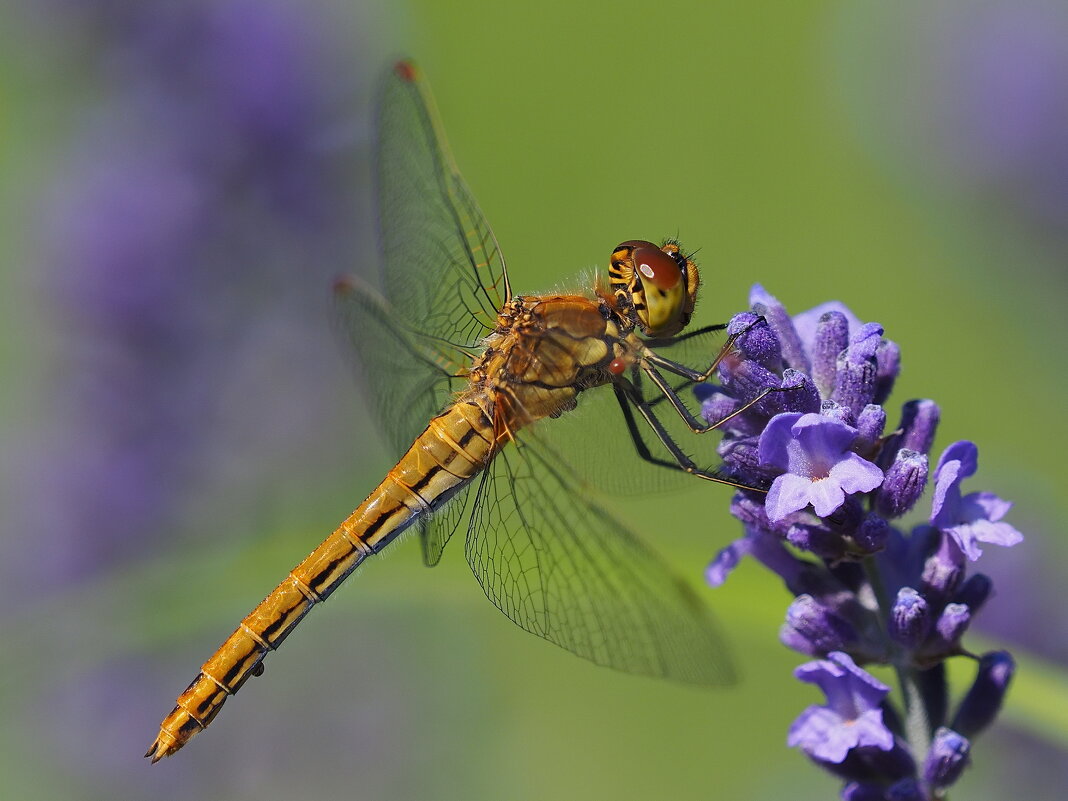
[930,441,1023,561]
[759,412,884,522]
[788,651,895,763]
[701,286,1023,798]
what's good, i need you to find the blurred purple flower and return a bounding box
[836,0,1068,233]
[3,1,378,788]
[788,652,895,763]
[930,441,1023,561]
[6,0,371,589]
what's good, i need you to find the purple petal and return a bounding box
[936,441,978,478]
[850,708,897,751]
[966,491,1013,522]
[788,705,852,761]
[930,458,963,525]
[795,651,890,715]
[788,699,893,762]
[831,452,885,495]
[793,413,858,465]
[765,472,816,522]
[758,412,805,471]
[808,477,848,517]
[948,520,1024,560]
[706,536,752,587]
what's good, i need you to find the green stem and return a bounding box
[862,557,931,761]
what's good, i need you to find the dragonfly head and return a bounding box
[608,240,699,338]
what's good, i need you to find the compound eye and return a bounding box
[631,246,683,292]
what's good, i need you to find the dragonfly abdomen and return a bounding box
[147,400,496,762]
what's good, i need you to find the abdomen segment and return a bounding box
[146,400,495,761]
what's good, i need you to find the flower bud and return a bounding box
[729,311,783,370]
[875,449,928,519]
[832,351,877,417]
[811,310,849,397]
[781,594,858,655]
[889,587,930,648]
[951,651,1015,738]
[854,404,887,454]
[820,399,856,427]
[923,727,970,790]
[898,399,940,456]
[886,778,925,801]
[953,573,993,614]
[779,368,821,414]
[853,513,890,555]
[935,603,971,645]
[874,339,900,404]
[750,284,810,373]
[920,533,965,603]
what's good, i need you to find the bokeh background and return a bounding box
[1,1,1066,799]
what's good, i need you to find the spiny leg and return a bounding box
[642,315,766,383]
[612,384,685,472]
[641,362,799,434]
[614,380,767,492]
[640,315,801,433]
[642,322,729,350]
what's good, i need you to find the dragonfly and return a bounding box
[146,59,787,762]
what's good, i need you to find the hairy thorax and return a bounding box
[465,294,639,434]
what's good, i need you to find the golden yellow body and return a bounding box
[148,293,645,760]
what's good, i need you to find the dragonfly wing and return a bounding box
[465,432,735,686]
[419,481,475,567]
[376,60,509,350]
[333,277,467,452]
[336,60,511,567]
[528,323,733,498]
[334,279,474,567]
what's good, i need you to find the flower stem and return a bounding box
[862,557,932,761]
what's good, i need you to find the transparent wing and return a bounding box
[333,278,473,566]
[334,59,513,566]
[531,322,732,497]
[465,430,734,685]
[375,60,510,350]
[334,277,467,453]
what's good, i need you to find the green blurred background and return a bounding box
[1,0,1066,799]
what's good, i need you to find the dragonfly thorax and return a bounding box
[606,240,700,338]
[470,293,638,431]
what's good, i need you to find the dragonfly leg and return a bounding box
[615,381,768,491]
[612,385,686,471]
[642,322,729,350]
[643,315,768,383]
[640,362,798,435]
